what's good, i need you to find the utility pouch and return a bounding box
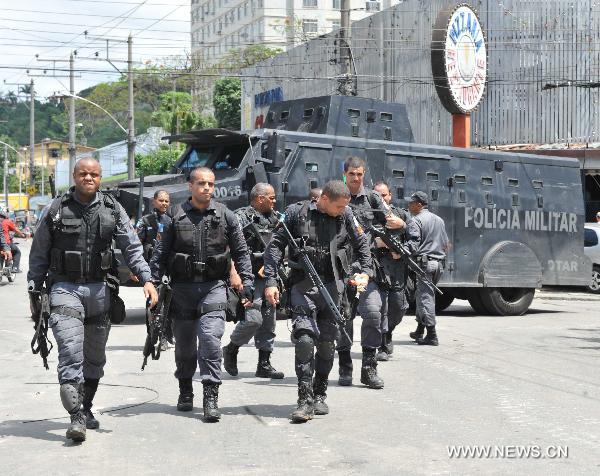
[100,250,113,271]
[50,248,64,273]
[64,251,83,280]
[204,253,231,280]
[170,253,192,279]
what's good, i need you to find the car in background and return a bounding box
[584,223,600,293]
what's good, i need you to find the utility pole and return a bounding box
[29,79,35,187]
[338,0,356,96]
[3,144,8,208]
[68,53,76,185]
[127,34,136,181]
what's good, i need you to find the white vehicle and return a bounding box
[584,223,600,293]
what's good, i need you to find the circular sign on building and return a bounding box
[431,3,487,114]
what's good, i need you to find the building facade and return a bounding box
[191,0,401,108]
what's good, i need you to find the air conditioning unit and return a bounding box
[365,1,381,12]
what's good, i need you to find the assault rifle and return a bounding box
[274,211,350,341]
[142,276,172,370]
[367,224,443,295]
[243,218,289,283]
[28,280,53,370]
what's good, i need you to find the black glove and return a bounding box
[241,285,254,302]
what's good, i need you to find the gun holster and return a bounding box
[106,273,126,324]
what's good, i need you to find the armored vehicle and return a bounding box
[116,95,590,315]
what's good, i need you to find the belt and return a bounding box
[416,255,441,263]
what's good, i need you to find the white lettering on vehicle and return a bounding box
[464,208,577,233]
[213,185,243,199]
[547,260,578,272]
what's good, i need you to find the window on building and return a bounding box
[333,0,341,8]
[303,19,318,35]
[303,0,318,7]
[331,20,341,30]
[365,1,381,12]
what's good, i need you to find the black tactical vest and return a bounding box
[167,201,231,282]
[48,191,118,283]
[238,206,278,273]
[141,211,160,244]
[289,201,351,282]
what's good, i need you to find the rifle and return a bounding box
[274,211,350,341]
[243,218,289,283]
[28,280,53,370]
[367,224,443,295]
[141,276,172,370]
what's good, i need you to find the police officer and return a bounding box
[406,191,448,346]
[136,189,170,261]
[136,190,172,349]
[27,158,158,442]
[150,167,254,422]
[264,180,372,423]
[222,183,283,379]
[372,181,410,361]
[336,157,405,388]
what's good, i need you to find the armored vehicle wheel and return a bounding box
[479,288,535,316]
[466,289,490,315]
[435,292,454,312]
[586,266,600,294]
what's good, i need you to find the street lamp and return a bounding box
[41,138,52,196]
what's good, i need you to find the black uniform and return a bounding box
[136,209,170,262]
[150,198,253,420]
[223,205,282,378]
[336,186,392,387]
[263,201,372,421]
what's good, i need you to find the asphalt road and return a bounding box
[1,241,599,475]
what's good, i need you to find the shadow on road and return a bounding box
[0,419,112,444]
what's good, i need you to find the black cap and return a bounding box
[408,191,428,205]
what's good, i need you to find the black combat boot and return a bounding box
[202,383,221,422]
[409,323,425,341]
[177,378,194,412]
[338,350,353,386]
[376,334,390,362]
[255,350,284,379]
[417,326,439,346]
[360,348,384,389]
[82,378,100,430]
[385,331,394,355]
[313,374,329,415]
[291,380,314,423]
[222,342,239,376]
[63,383,86,442]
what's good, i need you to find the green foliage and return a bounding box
[210,45,282,130]
[135,145,184,176]
[220,45,283,71]
[213,78,242,130]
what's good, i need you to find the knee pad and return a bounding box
[295,332,315,363]
[316,341,335,361]
[364,311,381,323]
[60,383,81,413]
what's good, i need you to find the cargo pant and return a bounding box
[415,260,442,327]
[170,281,227,385]
[380,253,409,334]
[290,278,341,383]
[336,280,384,353]
[229,277,275,352]
[49,282,111,384]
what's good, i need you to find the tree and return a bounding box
[135,145,184,176]
[213,78,241,130]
